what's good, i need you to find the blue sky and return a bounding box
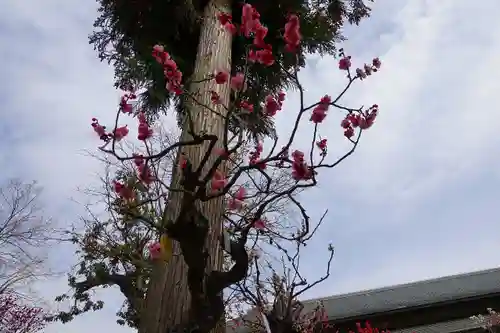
[2,0,500,332]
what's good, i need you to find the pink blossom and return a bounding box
[113,125,129,141]
[211,170,228,191]
[338,56,351,70]
[148,242,161,260]
[230,73,246,91]
[254,219,266,229]
[228,187,246,211]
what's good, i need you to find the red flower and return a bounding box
[211,170,228,191]
[254,219,266,229]
[215,71,229,84]
[217,12,232,25]
[284,14,301,52]
[239,100,254,112]
[113,125,129,141]
[339,56,351,70]
[230,72,246,91]
[91,118,108,141]
[310,95,331,123]
[256,47,274,66]
[228,186,246,211]
[291,150,313,180]
[137,112,153,141]
[148,242,161,260]
[113,181,135,201]
[316,139,327,151]
[264,95,281,116]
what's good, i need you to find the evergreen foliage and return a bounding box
[89,0,373,136]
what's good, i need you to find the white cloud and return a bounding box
[2,0,500,331]
[286,0,500,299]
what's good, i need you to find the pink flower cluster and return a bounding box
[120,92,136,114]
[338,54,382,79]
[310,95,332,124]
[113,180,135,201]
[152,45,183,95]
[137,112,153,141]
[218,4,301,67]
[284,14,301,52]
[291,150,312,181]
[91,108,152,143]
[339,56,352,70]
[0,293,46,333]
[355,57,382,79]
[349,321,392,333]
[341,104,378,138]
[91,118,129,142]
[249,142,266,169]
[264,91,286,116]
[228,186,246,211]
[89,4,383,264]
[316,139,327,156]
[114,125,129,141]
[213,70,247,93]
[211,170,228,192]
[91,118,108,141]
[148,242,161,260]
[133,154,154,185]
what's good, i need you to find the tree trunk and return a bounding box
[139,0,233,332]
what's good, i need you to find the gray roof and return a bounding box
[393,317,483,333]
[306,266,500,320]
[227,267,500,332]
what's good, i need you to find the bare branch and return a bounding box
[0,179,57,295]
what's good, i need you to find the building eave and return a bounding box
[305,267,500,320]
[227,267,500,333]
[392,317,485,333]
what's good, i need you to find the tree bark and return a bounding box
[139,0,232,332]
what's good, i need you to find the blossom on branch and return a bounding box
[82,3,383,332]
[0,292,46,333]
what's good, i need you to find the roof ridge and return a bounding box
[304,266,500,304]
